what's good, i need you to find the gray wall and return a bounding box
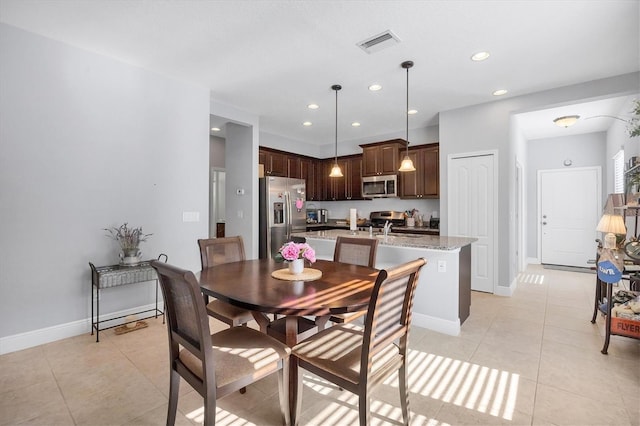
[0,24,209,341]
[210,135,225,169]
[440,72,640,290]
[525,132,607,258]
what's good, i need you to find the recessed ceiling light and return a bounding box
[368,84,382,91]
[471,51,490,61]
[408,109,417,115]
[307,104,319,110]
[351,122,361,127]
[302,121,312,127]
[493,89,508,96]
[210,127,221,132]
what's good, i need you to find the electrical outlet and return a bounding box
[437,260,446,273]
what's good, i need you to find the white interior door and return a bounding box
[449,153,496,293]
[539,167,600,267]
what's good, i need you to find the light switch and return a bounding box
[437,260,446,273]
[182,211,200,222]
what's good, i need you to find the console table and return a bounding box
[89,254,166,342]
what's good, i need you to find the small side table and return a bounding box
[89,255,166,342]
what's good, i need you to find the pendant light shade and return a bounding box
[329,84,344,178]
[399,60,416,172]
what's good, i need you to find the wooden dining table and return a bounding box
[197,258,380,423]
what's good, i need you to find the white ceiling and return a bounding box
[1,0,638,145]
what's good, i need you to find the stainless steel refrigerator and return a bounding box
[259,177,307,259]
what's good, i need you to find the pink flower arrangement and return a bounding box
[277,241,316,264]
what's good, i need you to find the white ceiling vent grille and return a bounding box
[357,30,400,54]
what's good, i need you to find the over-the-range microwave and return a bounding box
[361,174,398,198]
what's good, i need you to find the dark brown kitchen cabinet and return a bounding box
[399,143,439,199]
[346,156,362,200]
[259,148,288,177]
[300,157,318,201]
[288,156,301,178]
[360,139,406,176]
[326,155,363,201]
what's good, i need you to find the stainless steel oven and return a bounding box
[361,174,398,198]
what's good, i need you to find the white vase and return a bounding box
[288,258,304,274]
[406,218,415,227]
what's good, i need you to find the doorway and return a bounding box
[448,151,497,293]
[210,168,226,238]
[538,167,601,267]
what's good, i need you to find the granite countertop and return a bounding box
[293,229,476,251]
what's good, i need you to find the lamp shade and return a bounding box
[596,214,626,235]
[399,155,416,172]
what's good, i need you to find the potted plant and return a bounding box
[275,241,316,274]
[105,223,152,265]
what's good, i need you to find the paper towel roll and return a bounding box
[350,209,357,231]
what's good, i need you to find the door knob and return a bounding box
[542,221,547,225]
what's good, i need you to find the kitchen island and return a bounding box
[292,229,476,336]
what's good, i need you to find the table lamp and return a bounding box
[596,213,626,249]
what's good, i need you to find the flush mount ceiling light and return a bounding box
[399,60,416,173]
[329,84,344,178]
[553,115,580,128]
[493,89,508,96]
[307,104,319,110]
[210,127,221,132]
[368,84,382,91]
[471,51,490,61]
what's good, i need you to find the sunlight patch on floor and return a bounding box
[518,272,545,284]
[398,349,519,421]
[187,405,255,425]
[301,379,449,425]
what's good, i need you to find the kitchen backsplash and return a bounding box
[307,198,440,221]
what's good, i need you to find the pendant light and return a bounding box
[329,84,344,178]
[398,60,416,172]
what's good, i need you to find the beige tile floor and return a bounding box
[1,264,639,425]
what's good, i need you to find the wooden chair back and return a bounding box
[198,236,245,269]
[362,258,425,380]
[333,236,378,268]
[151,260,216,400]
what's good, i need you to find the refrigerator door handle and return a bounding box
[284,191,291,240]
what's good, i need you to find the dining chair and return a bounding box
[328,236,379,325]
[292,257,426,426]
[150,260,291,426]
[198,237,254,327]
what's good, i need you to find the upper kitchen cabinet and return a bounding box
[399,143,439,199]
[324,155,363,201]
[288,156,301,179]
[300,157,319,201]
[259,147,288,177]
[360,139,406,176]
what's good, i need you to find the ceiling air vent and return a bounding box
[357,30,400,54]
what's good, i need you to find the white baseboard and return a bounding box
[0,303,162,355]
[495,280,515,297]
[412,312,460,336]
[527,257,541,265]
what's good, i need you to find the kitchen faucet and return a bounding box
[383,220,392,236]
